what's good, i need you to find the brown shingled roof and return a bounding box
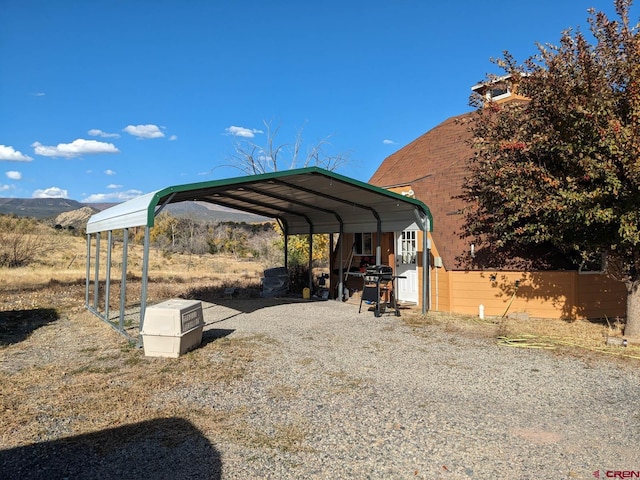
[369,112,475,270]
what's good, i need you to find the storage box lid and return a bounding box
[141,299,204,336]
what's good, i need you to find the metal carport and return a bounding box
[85,167,433,341]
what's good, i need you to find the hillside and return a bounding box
[0,197,269,226]
[164,201,269,223]
[54,207,97,230]
[0,198,87,219]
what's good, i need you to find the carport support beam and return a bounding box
[423,231,430,315]
[119,228,129,331]
[93,232,100,311]
[85,233,91,307]
[138,226,151,346]
[376,222,382,265]
[284,229,288,269]
[308,227,313,293]
[105,230,112,322]
[333,231,345,301]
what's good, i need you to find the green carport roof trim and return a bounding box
[87,167,433,235]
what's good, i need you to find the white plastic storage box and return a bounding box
[141,299,204,358]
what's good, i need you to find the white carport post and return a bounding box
[105,231,112,322]
[85,233,91,307]
[93,233,100,311]
[119,228,129,331]
[138,226,151,346]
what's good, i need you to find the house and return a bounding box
[346,78,626,320]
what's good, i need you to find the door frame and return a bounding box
[394,229,419,304]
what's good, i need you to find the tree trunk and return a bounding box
[625,279,640,338]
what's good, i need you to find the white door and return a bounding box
[395,230,418,303]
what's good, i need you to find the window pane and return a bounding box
[354,233,363,255]
[363,233,372,255]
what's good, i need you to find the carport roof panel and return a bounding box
[86,167,433,235]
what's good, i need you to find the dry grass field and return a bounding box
[0,235,273,446]
[1,232,639,476]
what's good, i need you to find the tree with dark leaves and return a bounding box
[461,0,640,336]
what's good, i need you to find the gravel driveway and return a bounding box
[2,298,639,479]
[190,299,640,479]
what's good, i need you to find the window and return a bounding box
[354,232,373,255]
[488,84,511,101]
[400,231,417,265]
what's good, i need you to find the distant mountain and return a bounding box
[84,202,119,212]
[0,198,269,224]
[164,201,269,223]
[0,198,87,219]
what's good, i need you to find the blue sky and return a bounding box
[0,0,632,202]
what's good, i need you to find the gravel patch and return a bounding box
[183,299,640,479]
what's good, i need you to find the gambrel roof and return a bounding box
[369,113,474,269]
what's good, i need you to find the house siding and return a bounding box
[430,269,626,320]
[335,230,626,321]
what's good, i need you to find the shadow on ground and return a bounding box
[201,328,235,347]
[0,417,222,480]
[0,308,59,345]
[182,286,321,314]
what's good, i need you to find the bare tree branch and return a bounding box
[222,120,350,174]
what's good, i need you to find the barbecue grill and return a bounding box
[358,265,401,317]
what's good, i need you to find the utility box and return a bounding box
[141,299,204,358]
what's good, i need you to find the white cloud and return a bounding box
[106,184,122,189]
[33,92,45,97]
[6,171,22,180]
[88,129,120,138]
[123,124,165,139]
[0,184,13,192]
[169,134,178,141]
[224,125,263,138]
[32,187,69,198]
[104,169,116,175]
[82,189,143,203]
[0,145,33,161]
[382,139,397,145]
[32,139,120,158]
